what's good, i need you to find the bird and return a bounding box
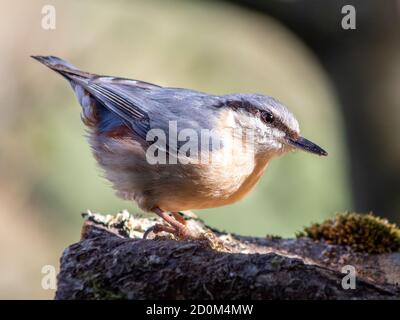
[32,55,328,240]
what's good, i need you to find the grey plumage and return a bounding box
[32,55,327,239]
[31,56,301,147]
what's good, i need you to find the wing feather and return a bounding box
[66,74,152,139]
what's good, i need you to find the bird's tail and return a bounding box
[32,55,101,127]
[31,55,150,137]
[31,55,93,82]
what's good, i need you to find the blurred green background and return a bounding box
[0,0,398,299]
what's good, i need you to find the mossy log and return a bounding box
[55,212,400,299]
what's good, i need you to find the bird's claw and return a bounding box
[143,223,193,240]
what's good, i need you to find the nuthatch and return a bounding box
[32,56,327,239]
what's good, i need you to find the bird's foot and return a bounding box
[143,222,195,240]
[143,223,175,239]
[143,207,229,251]
[143,207,200,240]
[143,222,229,251]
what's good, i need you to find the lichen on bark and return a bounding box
[55,211,400,299]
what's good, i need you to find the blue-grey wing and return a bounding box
[77,76,157,139]
[88,78,221,135]
[32,56,223,142]
[84,77,221,138]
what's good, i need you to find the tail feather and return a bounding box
[32,55,101,128]
[32,55,151,139]
[31,55,93,81]
[31,55,77,69]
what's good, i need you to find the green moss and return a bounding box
[90,281,126,300]
[297,212,400,254]
[78,270,127,300]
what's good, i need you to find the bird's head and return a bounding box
[220,94,328,158]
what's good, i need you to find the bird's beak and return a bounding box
[287,136,328,156]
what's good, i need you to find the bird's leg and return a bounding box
[171,212,187,225]
[143,208,228,251]
[143,207,192,239]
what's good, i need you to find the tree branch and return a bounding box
[55,213,400,299]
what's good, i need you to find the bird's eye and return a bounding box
[261,111,274,124]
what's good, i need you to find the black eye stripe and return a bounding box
[215,99,297,138]
[261,111,298,139]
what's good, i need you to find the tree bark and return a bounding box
[55,214,400,300]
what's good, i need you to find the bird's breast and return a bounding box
[88,118,271,212]
[157,150,270,211]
